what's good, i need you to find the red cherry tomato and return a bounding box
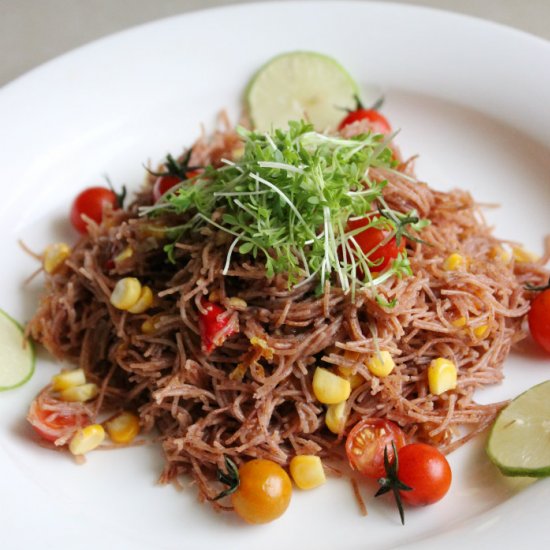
[345,418,407,478]
[198,299,237,354]
[528,288,550,353]
[70,186,119,234]
[338,109,391,134]
[397,443,452,506]
[27,394,91,443]
[346,216,406,273]
[152,175,181,202]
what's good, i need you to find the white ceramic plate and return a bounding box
[1,2,549,549]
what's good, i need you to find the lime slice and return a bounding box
[0,308,35,391]
[486,380,550,477]
[246,51,359,132]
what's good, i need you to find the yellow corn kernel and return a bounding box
[60,383,99,403]
[69,424,105,456]
[443,253,468,271]
[489,246,510,263]
[141,313,163,334]
[367,351,395,378]
[289,455,326,490]
[512,246,539,263]
[451,316,467,328]
[114,246,134,265]
[325,401,348,434]
[137,221,167,239]
[105,411,140,444]
[312,367,351,404]
[141,318,156,334]
[428,358,457,395]
[227,297,247,311]
[473,324,489,338]
[336,366,364,390]
[110,277,142,310]
[51,368,86,391]
[127,286,154,314]
[43,243,71,274]
[337,350,365,389]
[250,337,274,360]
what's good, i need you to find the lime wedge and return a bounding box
[486,380,550,477]
[0,308,35,391]
[246,51,359,132]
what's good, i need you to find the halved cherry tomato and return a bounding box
[528,287,550,353]
[70,186,119,234]
[397,443,452,506]
[198,298,237,354]
[231,459,292,524]
[346,216,406,273]
[346,418,407,478]
[338,109,391,134]
[27,393,91,443]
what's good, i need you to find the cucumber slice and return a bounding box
[0,308,35,391]
[246,51,359,132]
[486,380,550,477]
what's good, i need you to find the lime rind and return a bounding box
[0,308,35,391]
[486,380,550,478]
[245,51,360,132]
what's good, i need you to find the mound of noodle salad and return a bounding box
[26,110,549,518]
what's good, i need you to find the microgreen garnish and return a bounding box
[141,121,428,293]
[377,207,430,246]
[213,455,240,501]
[375,442,412,525]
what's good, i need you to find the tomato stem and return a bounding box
[103,174,127,208]
[213,455,240,500]
[146,149,202,180]
[338,94,385,114]
[375,442,412,525]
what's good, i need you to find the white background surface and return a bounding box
[1,0,550,86]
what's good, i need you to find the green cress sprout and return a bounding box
[141,121,425,295]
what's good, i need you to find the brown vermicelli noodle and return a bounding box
[27,120,548,506]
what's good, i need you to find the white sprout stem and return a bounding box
[298,247,311,277]
[265,132,278,151]
[249,172,317,239]
[385,168,419,184]
[222,234,242,275]
[325,206,348,291]
[213,189,271,197]
[257,161,304,174]
[371,128,400,159]
[300,131,378,149]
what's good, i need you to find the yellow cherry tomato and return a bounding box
[231,459,292,524]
